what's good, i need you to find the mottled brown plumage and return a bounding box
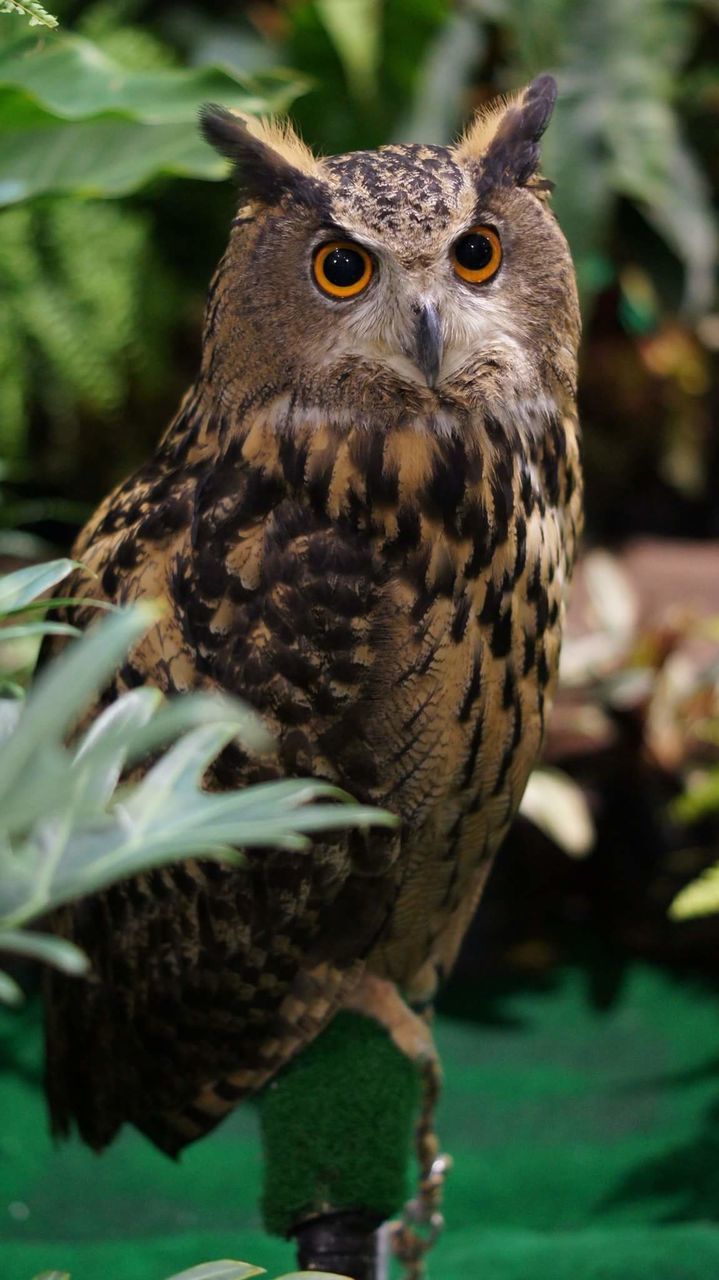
[44,75,582,1157]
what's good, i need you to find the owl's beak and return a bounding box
[414,302,443,388]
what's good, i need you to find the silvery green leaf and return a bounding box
[14,595,114,615]
[5,824,238,918]
[0,586,392,935]
[120,724,249,828]
[0,558,76,614]
[113,691,271,765]
[0,697,22,746]
[163,1261,264,1280]
[0,602,158,799]
[73,687,164,810]
[0,742,74,840]
[0,621,79,642]
[120,776,347,829]
[34,788,392,909]
[276,1273,350,1279]
[0,928,88,974]
[71,691,270,816]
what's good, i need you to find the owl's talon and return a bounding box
[387,1148,452,1279]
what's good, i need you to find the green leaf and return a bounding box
[0,621,79,641]
[641,136,718,315]
[673,769,719,823]
[0,966,23,1005]
[395,8,485,144]
[670,862,719,921]
[0,116,220,205]
[276,1273,351,1279]
[315,0,380,102]
[0,557,76,614]
[164,1263,265,1280]
[0,34,308,205]
[0,927,88,974]
[9,596,116,616]
[0,36,298,124]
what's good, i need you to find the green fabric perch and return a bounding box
[259,1011,422,1238]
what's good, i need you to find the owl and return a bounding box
[44,75,582,1167]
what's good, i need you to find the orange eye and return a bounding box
[451,225,502,283]
[313,240,373,299]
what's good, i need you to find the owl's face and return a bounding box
[201,77,579,436]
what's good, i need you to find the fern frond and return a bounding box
[0,199,179,464]
[0,0,58,29]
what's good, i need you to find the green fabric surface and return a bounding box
[2,964,719,1279]
[259,1010,421,1235]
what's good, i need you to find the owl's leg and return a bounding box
[342,971,436,1063]
[343,973,452,1280]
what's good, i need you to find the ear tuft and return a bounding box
[199,104,322,206]
[455,74,558,192]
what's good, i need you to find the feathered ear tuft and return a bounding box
[455,74,557,193]
[199,105,324,207]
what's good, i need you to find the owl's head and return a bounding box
[199,76,579,436]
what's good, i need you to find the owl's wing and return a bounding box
[43,453,406,1156]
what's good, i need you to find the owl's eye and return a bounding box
[313,240,373,299]
[451,226,502,284]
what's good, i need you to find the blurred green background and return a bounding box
[1,1,719,1277]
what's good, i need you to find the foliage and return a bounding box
[0,26,306,205]
[0,8,306,476]
[0,560,394,1005]
[279,0,717,314]
[164,1265,347,1280]
[520,0,717,315]
[0,0,56,28]
[670,860,719,921]
[284,0,452,153]
[0,197,177,463]
[674,769,719,826]
[670,752,719,920]
[31,1263,349,1280]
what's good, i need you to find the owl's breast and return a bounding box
[363,411,582,990]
